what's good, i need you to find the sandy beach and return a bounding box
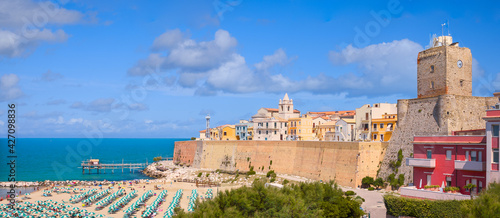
[1,179,239,217]
[0,161,312,217]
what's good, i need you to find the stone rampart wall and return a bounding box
[174,140,388,187]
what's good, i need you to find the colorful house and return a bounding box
[371,114,397,142]
[221,125,237,140]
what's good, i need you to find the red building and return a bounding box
[407,100,500,195]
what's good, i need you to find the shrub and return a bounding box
[282,179,289,185]
[368,187,375,191]
[270,160,273,165]
[270,178,276,183]
[463,183,477,191]
[345,190,356,196]
[266,170,276,178]
[384,194,471,218]
[424,185,440,189]
[197,172,202,177]
[444,186,460,192]
[206,173,210,177]
[153,156,162,162]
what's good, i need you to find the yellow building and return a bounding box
[247,127,253,140]
[371,114,397,142]
[221,125,237,140]
[316,121,336,141]
[288,115,314,141]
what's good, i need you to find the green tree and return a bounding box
[373,178,384,189]
[174,179,363,217]
[361,176,374,188]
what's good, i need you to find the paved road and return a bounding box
[341,186,387,218]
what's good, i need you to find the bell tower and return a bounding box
[279,93,294,119]
[417,35,472,98]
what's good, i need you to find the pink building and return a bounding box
[407,101,500,195]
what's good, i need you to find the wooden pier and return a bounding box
[80,159,147,174]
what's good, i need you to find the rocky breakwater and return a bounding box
[142,160,198,181]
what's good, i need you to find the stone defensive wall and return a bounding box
[174,140,388,188]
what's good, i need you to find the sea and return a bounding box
[0,138,186,197]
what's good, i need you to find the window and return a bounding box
[471,151,477,161]
[224,132,227,136]
[266,131,268,134]
[479,151,482,162]
[365,113,369,120]
[285,131,287,134]
[446,177,452,187]
[285,123,287,127]
[494,149,499,163]
[427,175,432,186]
[460,80,464,87]
[373,123,377,129]
[446,150,452,160]
[288,106,290,111]
[493,125,499,137]
[380,134,384,141]
[380,123,384,129]
[266,123,268,128]
[259,131,261,134]
[431,81,435,89]
[274,123,276,128]
[274,131,277,135]
[430,65,434,73]
[299,129,301,133]
[479,181,483,193]
[427,150,432,159]
[299,121,301,125]
[466,151,469,161]
[373,134,377,140]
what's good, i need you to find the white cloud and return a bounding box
[131,29,423,97]
[151,29,185,51]
[0,0,89,58]
[46,116,64,124]
[328,39,423,96]
[0,29,68,57]
[128,29,237,76]
[41,70,64,82]
[254,48,295,71]
[67,118,83,125]
[0,74,24,101]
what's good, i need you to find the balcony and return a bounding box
[455,161,485,171]
[406,158,435,168]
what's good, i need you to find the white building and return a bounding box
[334,118,356,141]
[252,93,300,141]
[355,103,397,141]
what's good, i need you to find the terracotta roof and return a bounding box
[264,108,300,113]
[309,110,355,115]
[199,130,206,133]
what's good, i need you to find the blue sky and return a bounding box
[0,0,499,138]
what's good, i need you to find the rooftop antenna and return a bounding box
[441,22,446,37]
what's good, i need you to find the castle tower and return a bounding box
[417,36,472,98]
[279,93,294,119]
[205,114,210,139]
